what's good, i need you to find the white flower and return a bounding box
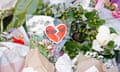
[47,45,53,49]
[26,16,54,36]
[96,25,111,46]
[96,33,111,46]
[72,54,79,65]
[92,40,104,52]
[85,52,91,57]
[98,25,110,34]
[98,55,104,59]
[22,67,38,72]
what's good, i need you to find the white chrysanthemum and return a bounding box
[22,67,38,72]
[96,33,111,46]
[92,40,104,52]
[98,25,110,34]
[26,16,55,36]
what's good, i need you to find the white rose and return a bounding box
[92,40,104,52]
[96,33,112,46]
[98,25,110,34]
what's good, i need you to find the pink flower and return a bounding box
[112,11,120,18]
[96,0,99,3]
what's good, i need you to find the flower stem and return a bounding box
[0,10,5,34]
[0,10,6,34]
[1,16,3,33]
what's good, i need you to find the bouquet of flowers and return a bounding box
[0,0,120,72]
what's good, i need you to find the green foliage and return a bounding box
[99,41,115,59]
[109,27,117,33]
[107,41,115,49]
[64,40,81,59]
[38,45,49,58]
[64,40,92,59]
[30,35,49,58]
[52,5,106,59]
[0,36,6,42]
[85,10,105,28]
[6,0,39,31]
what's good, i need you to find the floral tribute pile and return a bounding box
[0,0,120,72]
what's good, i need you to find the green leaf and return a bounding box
[109,27,117,33]
[85,10,96,19]
[67,11,75,21]
[99,19,105,24]
[65,40,81,59]
[102,48,115,59]
[65,40,81,50]
[6,0,39,31]
[78,5,84,14]
[38,45,49,58]
[107,40,115,49]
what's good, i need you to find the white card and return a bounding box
[85,66,99,72]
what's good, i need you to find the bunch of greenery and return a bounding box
[58,5,105,59]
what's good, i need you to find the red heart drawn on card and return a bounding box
[45,24,67,43]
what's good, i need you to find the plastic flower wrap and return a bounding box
[0,42,29,72]
[26,15,70,62]
[55,54,73,72]
[0,26,29,45]
[0,0,17,10]
[98,0,120,18]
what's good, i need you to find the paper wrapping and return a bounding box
[0,42,29,72]
[76,55,104,72]
[24,48,55,72]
